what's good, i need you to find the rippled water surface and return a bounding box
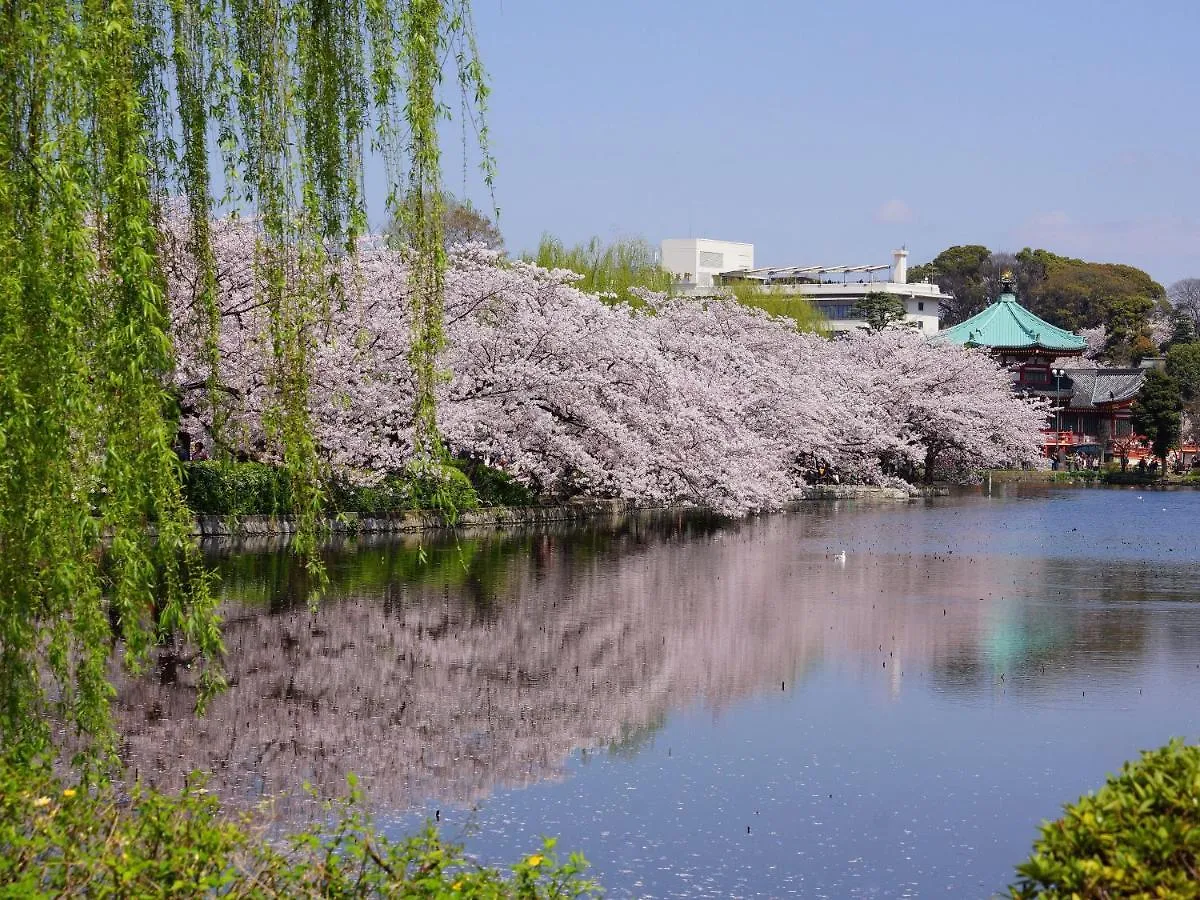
[120,486,1200,898]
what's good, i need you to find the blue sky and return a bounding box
[413,0,1200,285]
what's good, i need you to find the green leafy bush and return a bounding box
[0,762,600,898]
[326,472,416,517]
[182,462,294,516]
[185,463,484,517]
[184,458,541,517]
[330,464,480,517]
[1010,739,1200,898]
[454,460,536,507]
[407,462,481,513]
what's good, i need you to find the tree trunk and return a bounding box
[923,446,939,485]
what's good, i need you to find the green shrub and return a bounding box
[454,460,536,507]
[407,462,480,513]
[185,462,483,517]
[328,463,480,517]
[0,762,600,898]
[327,472,414,517]
[182,462,294,516]
[1010,739,1200,899]
[182,458,544,517]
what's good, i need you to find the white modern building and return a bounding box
[660,241,947,334]
[659,238,754,289]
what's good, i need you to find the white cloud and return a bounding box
[1025,210,1072,230]
[874,199,913,225]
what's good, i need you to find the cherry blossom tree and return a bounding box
[166,217,1049,509]
[1077,324,1109,362]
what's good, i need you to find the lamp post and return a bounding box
[1052,367,1065,451]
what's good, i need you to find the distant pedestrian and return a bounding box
[192,441,209,461]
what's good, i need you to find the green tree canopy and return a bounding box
[1131,369,1183,465]
[1018,249,1163,337]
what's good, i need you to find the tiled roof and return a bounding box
[1062,368,1146,409]
[938,293,1088,352]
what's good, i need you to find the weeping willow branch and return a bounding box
[0,0,492,761]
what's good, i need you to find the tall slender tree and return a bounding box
[1131,370,1183,473]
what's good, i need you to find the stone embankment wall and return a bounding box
[191,486,932,538]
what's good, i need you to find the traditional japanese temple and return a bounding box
[938,276,1144,460]
[937,276,1087,381]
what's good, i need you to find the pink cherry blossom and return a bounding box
[165,216,1050,512]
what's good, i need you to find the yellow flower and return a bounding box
[32,797,51,808]
[62,789,76,799]
[451,881,464,891]
[526,854,544,867]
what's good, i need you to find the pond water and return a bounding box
[119,486,1200,898]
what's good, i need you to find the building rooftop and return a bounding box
[1062,369,1146,409]
[938,290,1087,353]
[723,263,892,281]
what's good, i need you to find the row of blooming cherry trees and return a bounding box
[166,217,1049,512]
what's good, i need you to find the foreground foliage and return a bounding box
[1011,740,1200,899]
[0,763,599,898]
[0,0,490,760]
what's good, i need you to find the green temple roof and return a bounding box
[938,291,1087,352]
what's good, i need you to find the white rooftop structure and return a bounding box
[660,241,946,334]
[729,263,892,280]
[660,238,753,289]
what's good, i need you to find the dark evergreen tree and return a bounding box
[1131,369,1183,471]
[1164,310,1198,350]
[853,292,908,331]
[1165,343,1200,402]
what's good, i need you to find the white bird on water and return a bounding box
[834,550,847,564]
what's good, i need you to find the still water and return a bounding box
[119,487,1200,898]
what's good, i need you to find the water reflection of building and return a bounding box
[116,507,1167,814]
